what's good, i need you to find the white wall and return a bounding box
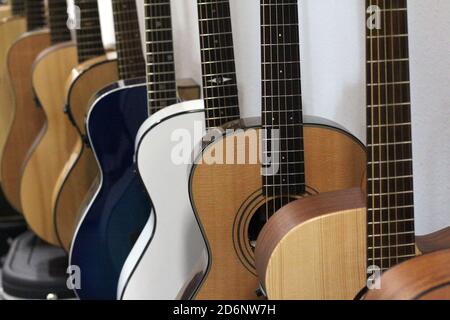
[97,0,450,235]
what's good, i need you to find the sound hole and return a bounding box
[248,197,296,250]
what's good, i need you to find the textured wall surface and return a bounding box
[95,0,449,234]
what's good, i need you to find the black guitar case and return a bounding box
[0,217,27,261]
[1,231,76,300]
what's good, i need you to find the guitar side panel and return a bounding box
[1,30,50,212]
[119,100,208,300]
[70,83,152,300]
[0,17,26,185]
[53,58,118,251]
[20,43,78,245]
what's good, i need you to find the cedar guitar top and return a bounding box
[366,0,416,271]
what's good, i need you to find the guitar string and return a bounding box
[389,0,399,266]
[382,0,391,268]
[369,0,376,270]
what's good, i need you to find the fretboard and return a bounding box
[11,0,25,16]
[144,0,177,115]
[112,0,145,80]
[366,0,415,271]
[198,0,240,128]
[261,0,305,201]
[48,0,72,44]
[75,0,105,63]
[25,0,46,31]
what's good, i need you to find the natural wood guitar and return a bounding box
[255,0,449,300]
[53,53,118,250]
[2,0,71,212]
[0,2,26,191]
[365,249,450,300]
[189,0,366,300]
[20,0,107,246]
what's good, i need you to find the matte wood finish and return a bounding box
[0,16,26,181]
[70,80,200,299]
[0,5,11,19]
[1,30,50,211]
[255,188,367,300]
[20,43,78,245]
[54,55,118,251]
[416,227,450,254]
[190,123,367,300]
[365,249,450,300]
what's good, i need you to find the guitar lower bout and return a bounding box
[189,116,367,300]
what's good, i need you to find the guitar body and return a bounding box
[255,188,367,300]
[364,249,450,300]
[118,100,207,300]
[68,80,151,300]
[53,54,118,251]
[1,30,50,212]
[20,43,78,245]
[190,118,367,299]
[0,16,26,180]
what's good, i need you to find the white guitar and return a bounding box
[118,0,241,299]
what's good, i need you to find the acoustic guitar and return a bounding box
[365,249,450,300]
[70,0,201,300]
[52,0,122,252]
[2,0,71,213]
[0,0,26,216]
[20,0,106,246]
[255,0,422,300]
[119,0,246,300]
[188,0,367,300]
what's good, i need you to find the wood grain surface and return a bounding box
[190,123,366,299]
[20,43,78,245]
[1,30,50,211]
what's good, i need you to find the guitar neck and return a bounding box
[261,0,305,198]
[197,0,240,128]
[366,0,416,271]
[112,0,145,81]
[11,0,25,16]
[25,0,46,31]
[144,0,178,115]
[74,0,105,63]
[48,0,72,44]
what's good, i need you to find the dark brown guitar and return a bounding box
[365,249,450,300]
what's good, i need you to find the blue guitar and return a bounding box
[69,0,178,299]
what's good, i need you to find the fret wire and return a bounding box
[198,0,240,129]
[74,0,105,63]
[366,0,415,269]
[261,0,305,209]
[11,0,26,16]
[48,0,72,44]
[112,0,145,80]
[144,0,177,115]
[25,0,46,31]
